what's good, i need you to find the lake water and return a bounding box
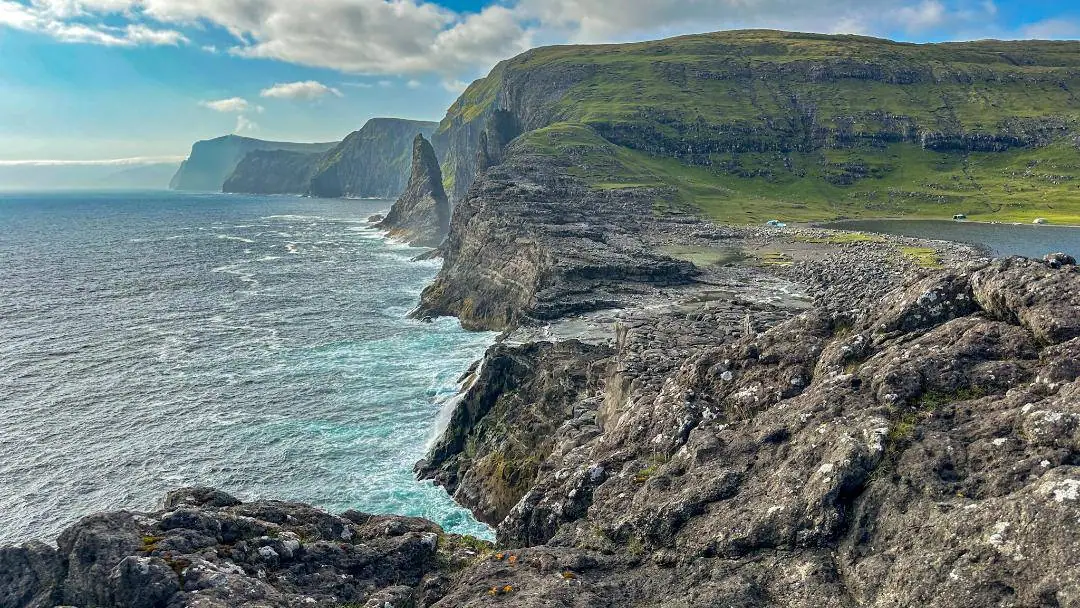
[821,219,1080,258]
[0,191,495,545]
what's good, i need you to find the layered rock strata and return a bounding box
[376,134,451,248]
[413,143,698,330]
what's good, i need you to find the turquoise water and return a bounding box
[821,219,1080,258]
[0,191,494,544]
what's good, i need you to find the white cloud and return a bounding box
[0,156,184,166]
[199,97,257,113]
[123,23,187,45]
[0,0,186,47]
[890,0,948,31]
[406,79,422,89]
[0,0,1072,81]
[1021,19,1080,40]
[260,80,343,100]
[234,115,258,133]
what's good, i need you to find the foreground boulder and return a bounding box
[377,134,451,248]
[0,488,487,608]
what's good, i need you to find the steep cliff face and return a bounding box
[417,340,614,526]
[376,135,451,247]
[170,135,336,192]
[413,139,697,331]
[308,118,437,198]
[222,150,322,194]
[432,31,1080,222]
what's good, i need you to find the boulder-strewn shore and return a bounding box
[5,130,1079,606]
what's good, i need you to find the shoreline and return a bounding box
[817,216,1080,229]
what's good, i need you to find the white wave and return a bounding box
[261,215,326,221]
[210,262,258,285]
[425,356,486,450]
[217,235,256,244]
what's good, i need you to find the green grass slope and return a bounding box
[438,30,1080,224]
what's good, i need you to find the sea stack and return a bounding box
[377,134,450,248]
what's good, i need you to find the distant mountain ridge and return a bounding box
[222,118,438,198]
[170,135,337,192]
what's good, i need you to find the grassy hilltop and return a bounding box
[438,30,1080,224]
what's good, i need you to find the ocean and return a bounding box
[0,190,495,545]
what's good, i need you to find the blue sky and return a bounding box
[1,0,1078,164]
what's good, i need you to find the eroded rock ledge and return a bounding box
[0,487,483,608]
[412,141,698,331]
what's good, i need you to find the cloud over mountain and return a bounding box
[199,97,258,113]
[260,81,343,101]
[0,0,1076,81]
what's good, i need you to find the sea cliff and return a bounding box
[170,136,337,192]
[376,134,450,247]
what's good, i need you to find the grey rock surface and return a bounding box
[417,258,1080,607]
[377,134,451,248]
[414,143,698,331]
[1,489,488,608]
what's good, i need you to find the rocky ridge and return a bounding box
[376,134,451,248]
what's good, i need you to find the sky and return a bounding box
[1,0,1079,164]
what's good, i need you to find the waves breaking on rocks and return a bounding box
[0,191,495,545]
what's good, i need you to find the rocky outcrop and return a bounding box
[413,141,697,331]
[376,134,451,247]
[170,135,336,192]
[0,487,488,608]
[418,256,1080,606]
[308,118,438,199]
[417,340,614,526]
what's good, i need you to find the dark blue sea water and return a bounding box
[0,191,494,544]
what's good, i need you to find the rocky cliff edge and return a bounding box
[376,134,451,248]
